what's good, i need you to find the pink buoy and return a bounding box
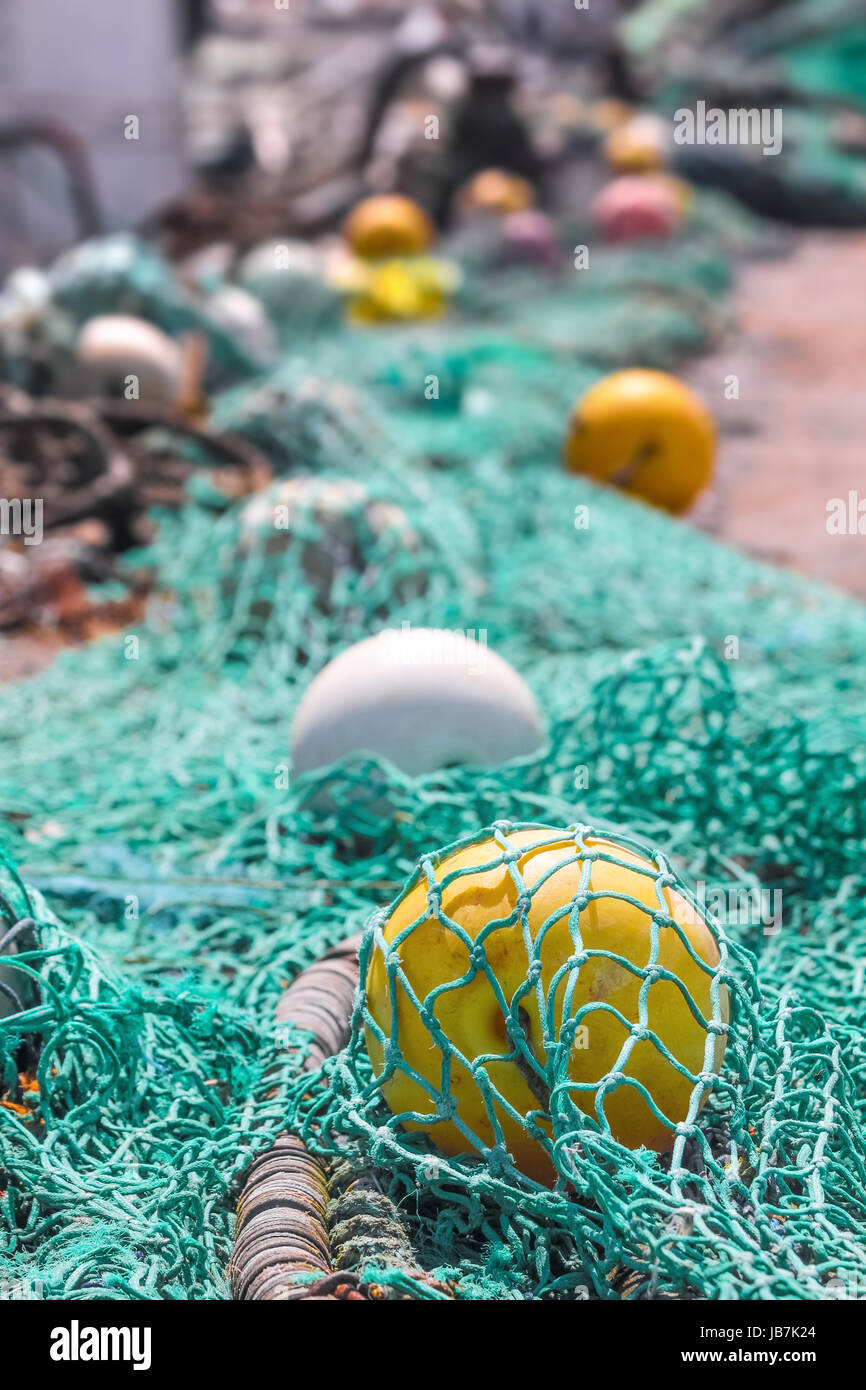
[497,211,560,270]
[592,176,682,245]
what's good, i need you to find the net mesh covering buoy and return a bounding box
[361,823,731,1186]
[223,477,431,650]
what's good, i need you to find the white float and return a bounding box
[238,239,323,291]
[237,239,342,325]
[75,314,182,405]
[206,285,277,364]
[291,626,544,780]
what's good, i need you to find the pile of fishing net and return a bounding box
[622,0,866,224]
[2,192,866,1300]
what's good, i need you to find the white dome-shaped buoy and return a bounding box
[237,239,341,324]
[238,238,323,287]
[75,314,182,405]
[0,266,51,332]
[207,284,277,362]
[291,627,544,780]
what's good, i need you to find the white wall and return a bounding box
[0,0,188,267]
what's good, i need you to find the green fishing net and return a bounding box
[292,820,760,1301]
[2,195,866,1301]
[621,0,866,224]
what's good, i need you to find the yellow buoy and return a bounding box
[365,826,728,1185]
[459,168,535,217]
[345,257,459,324]
[605,114,669,174]
[343,195,435,261]
[590,98,634,133]
[564,368,716,514]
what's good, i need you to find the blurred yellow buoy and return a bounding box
[346,257,458,324]
[343,195,435,261]
[565,368,716,514]
[459,168,535,217]
[590,98,634,133]
[605,114,669,174]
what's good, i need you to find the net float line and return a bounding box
[231,935,454,1301]
[274,934,362,1074]
[231,1135,338,1301]
[231,935,361,1301]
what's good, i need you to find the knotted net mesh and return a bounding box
[1,196,865,1300]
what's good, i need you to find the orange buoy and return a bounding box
[459,168,535,217]
[605,114,669,174]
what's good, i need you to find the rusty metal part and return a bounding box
[0,545,147,634]
[0,388,273,639]
[0,397,137,540]
[0,118,102,242]
[94,399,274,498]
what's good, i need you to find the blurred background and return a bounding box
[1,0,865,676]
[4,0,866,262]
[1,0,642,265]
